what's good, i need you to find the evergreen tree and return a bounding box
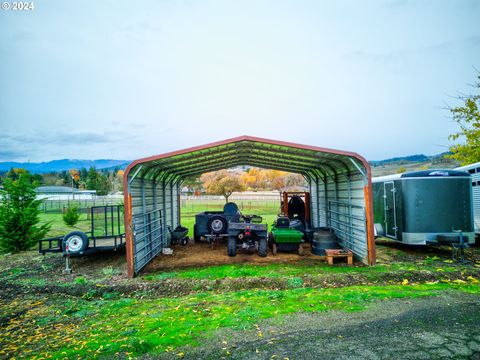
[0,170,50,252]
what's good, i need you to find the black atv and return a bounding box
[227,215,268,257]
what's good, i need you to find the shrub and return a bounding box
[0,170,50,252]
[63,205,80,226]
[74,276,87,284]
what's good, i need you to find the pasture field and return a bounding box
[39,198,280,238]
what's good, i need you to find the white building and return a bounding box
[35,186,97,200]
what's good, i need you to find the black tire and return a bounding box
[313,231,337,242]
[207,215,228,235]
[62,231,89,255]
[268,232,274,249]
[312,231,338,256]
[437,234,462,244]
[272,242,277,256]
[193,224,200,242]
[258,238,267,257]
[227,237,237,257]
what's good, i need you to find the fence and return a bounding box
[39,195,281,214]
[40,198,123,214]
[180,197,281,214]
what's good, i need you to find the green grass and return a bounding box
[139,261,466,282]
[180,199,280,237]
[39,211,125,238]
[39,199,279,238]
[12,283,478,358]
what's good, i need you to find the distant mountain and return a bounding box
[370,152,458,177]
[0,152,456,174]
[0,159,130,173]
[370,152,452,166]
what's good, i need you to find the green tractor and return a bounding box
[269,216,305,255]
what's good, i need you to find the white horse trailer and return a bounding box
[455,162,480,235]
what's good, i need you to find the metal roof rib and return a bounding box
[125,135,370,183]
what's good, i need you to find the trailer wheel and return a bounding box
[258,238,267,257]
[227,237,237,257]
[193,224,200,243]
[63,231,89,255]
[207,215,227,235]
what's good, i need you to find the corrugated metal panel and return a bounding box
[129,177,165,273]
[327,174,368,262]
[310,179,319,227]
[474,187,480,233]
[124,136,375,276]
[455,162,480,233]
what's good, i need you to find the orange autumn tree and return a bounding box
[201,170,243,203]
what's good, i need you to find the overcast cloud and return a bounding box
[0,0,479,162]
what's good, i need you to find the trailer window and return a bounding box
[468,169,476,174]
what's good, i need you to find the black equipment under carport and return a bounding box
[39,205,126,256]
[193,202,240,242]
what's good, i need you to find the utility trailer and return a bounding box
[372,170,475,245]
[455,162,480,236]
[39,205,126,256]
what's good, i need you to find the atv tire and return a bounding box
[258,238,267,257]
[227,237,237,257]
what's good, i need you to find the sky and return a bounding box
[0,0,479,163]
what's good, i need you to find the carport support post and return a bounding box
[162,178,167,247]
[176,181,181,226]
[315,174,321,228]
[364,177,376,265]
[153,180,158,248]
[170,180,174,229]
[347,175,353,244]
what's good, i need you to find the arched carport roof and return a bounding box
[123,135,376,277]
[124,135,370,183]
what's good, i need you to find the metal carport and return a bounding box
[123,135,375,278]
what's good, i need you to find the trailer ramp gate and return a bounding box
[123,135,376,277]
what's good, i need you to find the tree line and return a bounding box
[184,168,308,202]
[0,167,124,196]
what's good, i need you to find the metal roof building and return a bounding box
[123,136,376,277]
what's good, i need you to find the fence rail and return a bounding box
[39,198,123,213]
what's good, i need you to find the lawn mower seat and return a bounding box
[276,216,290,228]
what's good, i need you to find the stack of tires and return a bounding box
[311,229,338,255]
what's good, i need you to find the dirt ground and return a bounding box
[16,237,480,279]
[144,241,322,272]
[143,237,480,273]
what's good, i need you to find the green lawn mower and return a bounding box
[269,216,305,255]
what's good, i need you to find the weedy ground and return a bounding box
[1,238,480,359]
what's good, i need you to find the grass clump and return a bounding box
[74,276,87,284]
